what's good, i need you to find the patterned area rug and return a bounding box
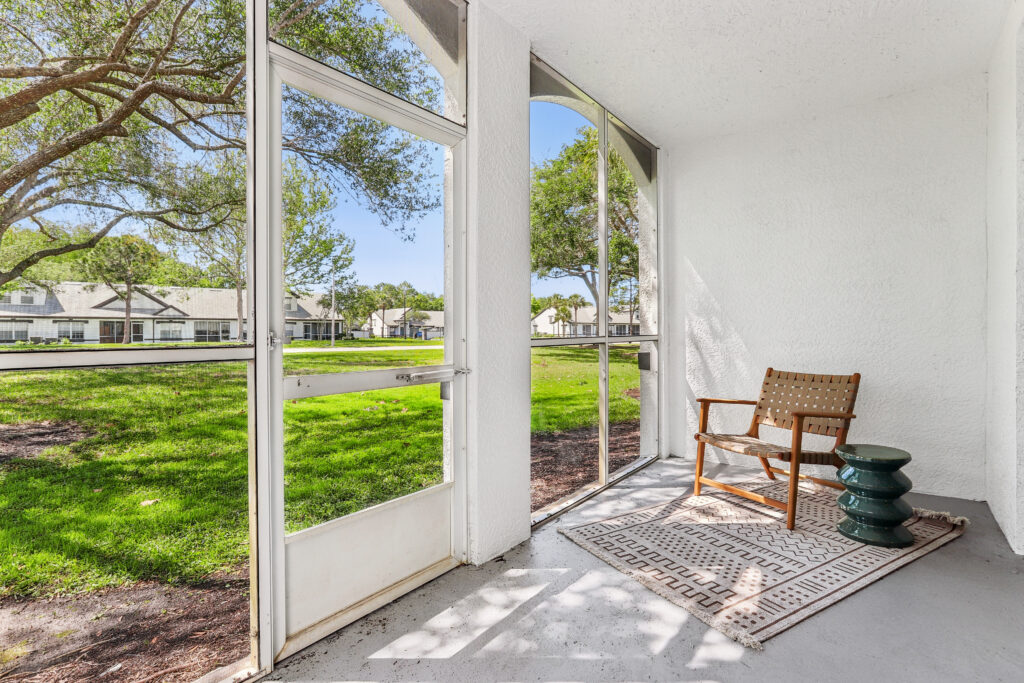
[559,478,967,649]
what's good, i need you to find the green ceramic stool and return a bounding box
[835,444,914,548]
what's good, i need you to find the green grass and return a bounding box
[0,338,443,352]
[286,338,444,347]
[530,345,641,432]
[0,363,250,597]
[0,345,640,598]
[283,349,444,376]
[284,385,443,533]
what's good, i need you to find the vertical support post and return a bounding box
[247,0,276,672]
[597,109,609,484]
[267,65,287,661]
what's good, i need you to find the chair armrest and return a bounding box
[695,398,758,436]
[696,398,758,406]
[790,410,856,420]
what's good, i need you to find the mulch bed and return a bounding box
[0,422,91,465]
[531,420,643,511]
[0,572,249,683]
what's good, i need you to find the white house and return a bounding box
[0,283,340,344]
[365,307,445,339]
[531,304,641,337]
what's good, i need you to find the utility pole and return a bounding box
[330,264,336,347]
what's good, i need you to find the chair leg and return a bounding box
[694,441,706,496]
[758,457,776,480]
[786,453,801,530]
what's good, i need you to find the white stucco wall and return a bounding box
[464,2,532,563]
[986,0,1024,554]
[666,73,989,501]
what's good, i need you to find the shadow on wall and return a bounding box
[683,259,857,480]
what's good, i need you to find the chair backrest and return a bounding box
[749,368,860,439]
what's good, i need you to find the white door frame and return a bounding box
[253,40,468,665]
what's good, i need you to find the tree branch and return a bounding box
[108,0,164,62]
[0,214,128,288]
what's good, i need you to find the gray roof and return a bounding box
[372,307,444,328]
[532,305,640,325]
[0,282,324,321]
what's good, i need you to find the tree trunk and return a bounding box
[122,280,132,345]
[235,279,244,342]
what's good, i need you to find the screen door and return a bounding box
[262,39,467,660]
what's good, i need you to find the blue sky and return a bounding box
[334,101,595,300]
[37,80,594,304]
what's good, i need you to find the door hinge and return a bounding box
[269,332,280,350]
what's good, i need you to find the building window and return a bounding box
[20,294,34,305]
[195,321,231,343]
[158,323,182,341]
[0,322,30,342]
[56,322,85,341]
[0,293,10,304]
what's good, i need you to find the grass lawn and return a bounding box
[286,338,444,347]
[530,345,641,432]
[0,346,639,599]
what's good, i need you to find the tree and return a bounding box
[324,283,375,337]
[409,291,443,311]
[553,304,572,338]
[565,293,587,336]
[610,278,638,330]
[404,309,428,338]
[82,235,160,343]
[530,128,640,304]
[367,282,401,337]
[0,0,442,290]
[531,295,552,316]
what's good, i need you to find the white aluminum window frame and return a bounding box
[529,55,664,526]
[0,321,30,342]
[56,321,85,341]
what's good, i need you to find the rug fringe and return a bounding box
[557,527,765,651]
[913,508,970,527]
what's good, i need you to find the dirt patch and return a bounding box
[0,422,91,465]
[621,388,641,400]
[0,571,249,682]
[531,420,642,511]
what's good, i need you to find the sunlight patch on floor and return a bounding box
[369,569,567,659]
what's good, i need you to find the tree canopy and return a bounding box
[0,0,443,291]
[529,127,641,307]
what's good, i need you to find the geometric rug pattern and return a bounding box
[559,478,967,649]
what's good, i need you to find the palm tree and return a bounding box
[545,294,565,337]
[566,294,587,337]
[553,305,572,337]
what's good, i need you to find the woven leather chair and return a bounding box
[693,368,861,530]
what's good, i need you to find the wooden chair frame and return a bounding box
[692,368,860,530]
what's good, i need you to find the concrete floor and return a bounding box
[266,459,1024,682]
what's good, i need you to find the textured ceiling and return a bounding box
[480,0,1011,148]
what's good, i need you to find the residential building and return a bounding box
[531,305,640,337]
[365,307,445,339]
[0,283,341,344]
